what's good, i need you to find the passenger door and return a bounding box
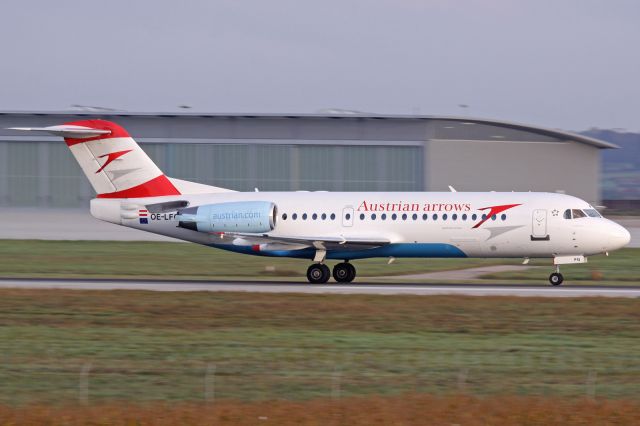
[342,206,354,227]
[531,209,548,240]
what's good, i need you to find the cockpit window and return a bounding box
[564,208,601,219]
[571,209,587,218]
[583,209,602,218]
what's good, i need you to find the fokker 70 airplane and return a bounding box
[11,120,630,285]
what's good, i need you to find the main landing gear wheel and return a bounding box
[307,264,330,284]
[333,262,356,283]
[549,272,564,286]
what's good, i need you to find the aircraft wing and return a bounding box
[223,232,390,250]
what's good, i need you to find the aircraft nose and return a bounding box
[608,222,631,250]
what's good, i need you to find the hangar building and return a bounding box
[0,111,615,208]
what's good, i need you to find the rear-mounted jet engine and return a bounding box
[177,201,277,233]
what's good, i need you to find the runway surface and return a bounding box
[1,278,639,297]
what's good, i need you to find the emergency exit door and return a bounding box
[342,206,354,227]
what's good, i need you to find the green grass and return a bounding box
[482,248,640,283]
[0,290,638,405]
[1,240,638,284]
[0,239,520,280]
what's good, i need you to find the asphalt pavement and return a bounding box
[0,278,639,297]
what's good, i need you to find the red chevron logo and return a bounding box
[472,204,521,228]
[95,150,133,173]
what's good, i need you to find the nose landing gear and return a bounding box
[549,272,564,286]
[549,265,564,286]
[548,255,586,286]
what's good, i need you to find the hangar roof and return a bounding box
[0,111,617,149]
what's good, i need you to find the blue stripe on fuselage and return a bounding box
[208,243,467,260]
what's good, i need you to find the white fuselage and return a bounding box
[91,191,630,260]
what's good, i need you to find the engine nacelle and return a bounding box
[177,201,276,233]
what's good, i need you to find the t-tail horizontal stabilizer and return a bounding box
[8,125,112,139]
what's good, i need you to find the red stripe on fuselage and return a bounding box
[97,175,181,198]
[63,119,130,146]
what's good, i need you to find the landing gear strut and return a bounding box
[333,262,356,283]
[307,264,330,284]
[549,265,564,286]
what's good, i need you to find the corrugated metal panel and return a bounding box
[0,141,425,208]
[426,139,600,203]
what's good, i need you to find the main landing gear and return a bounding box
[306,262,356,284]
[549,265,564,286]
[332,262,356,283]
[307,264,330,284]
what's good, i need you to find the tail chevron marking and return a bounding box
[95,150,133,173]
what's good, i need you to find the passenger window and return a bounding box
[433,214,438,220]
[422,214,428,220]
[392,213,397,220]
[359,213,365,220]
[501,214,506,221]
[282,213,287,220]
[412,213,417,220]
[312,213,318,220]
[452,214,457,221]
[381,213,387,220]
[442,214,448,220]
[572,209,586,219]
[330,213,336,220]
[462,214,467,221]
[402,214,407,220]
[302,213,308,220]
[292,213,298,220]
[321,213,327,220]
[371,213,376,220]
[472,214,477,221]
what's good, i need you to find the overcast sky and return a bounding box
[0,0,638,131]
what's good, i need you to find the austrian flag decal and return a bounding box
[139,209,149,224]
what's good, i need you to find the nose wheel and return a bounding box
[333,262,356,283]
[549,265,564,286]
[549,272,564,286]
[307,264,331,284]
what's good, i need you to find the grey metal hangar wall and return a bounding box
[0,112,615,208]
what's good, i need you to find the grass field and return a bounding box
[0,239,517,280]
[0,240,638,283]
[0,289,638,406]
